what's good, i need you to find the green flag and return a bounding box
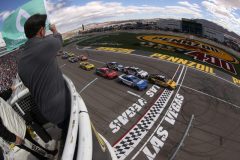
[2,0,48,51]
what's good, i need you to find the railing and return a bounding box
[10,75,117,160]
[61,75,79,160]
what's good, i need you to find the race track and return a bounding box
[57,43,240,160]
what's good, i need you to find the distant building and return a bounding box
[193,19,224,42]
[202,27,224,42]
[181,18,203,35]
[157,19,181,31]
[224,34,240,51]
[156,18,237,43]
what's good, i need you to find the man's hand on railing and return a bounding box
[11,85,16,92]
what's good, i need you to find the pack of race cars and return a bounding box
[60,52,177,90]
[61,52,88,62]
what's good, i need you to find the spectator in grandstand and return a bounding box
[0,51,18,93]
[0,87,58,160]
[18,14,70,132]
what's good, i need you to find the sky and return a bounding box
[0,0,240,46]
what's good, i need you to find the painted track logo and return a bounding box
[138,35,239,64]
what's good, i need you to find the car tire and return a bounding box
[135,85,141,90]
[117,78,121,83]
[132,83,137,89]
[167,86,174,90]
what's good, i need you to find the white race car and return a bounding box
[123,66,149,78]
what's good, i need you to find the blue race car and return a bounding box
[118,74,148,90]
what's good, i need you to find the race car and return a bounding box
[95,67,118,79]
[68,53,75,57]
[79,62,95,70]
[118,74,148,90]
[77,55,88,61]
[106,62,124,71]
[123,66,148,79]
[68,57,79,63]
[148,74,177,89]
[62,54,69,59]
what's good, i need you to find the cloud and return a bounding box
[211,0,240,9]
[202,0,240,35]
[47,0,67,13]
[46,0,203,33]
[178,1,201,12]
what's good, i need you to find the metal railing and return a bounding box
[10,75,117,160]
[61,75,79,160]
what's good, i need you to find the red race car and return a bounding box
[77,55,88,61]
[95,67,118,79]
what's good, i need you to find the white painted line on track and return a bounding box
[128,53,239,88]
[180,84,240,109]
[172,64,181,80]
[127,91,141,98]
[114,89,174,160]
[60,64,66,68]
[176,65,185,84]
[130,66,188,160]
[88,58,105,64]
[79,78,98,94]
[188,68,240,88]
[79,48,239,88]
[113,66,186,160]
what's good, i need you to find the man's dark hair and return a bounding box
[24,14,47,39]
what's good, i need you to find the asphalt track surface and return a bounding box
[58,43,240,160]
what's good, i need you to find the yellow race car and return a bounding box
[148,74,176,89]
[79,62,95,70]
[68,53,75,57]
